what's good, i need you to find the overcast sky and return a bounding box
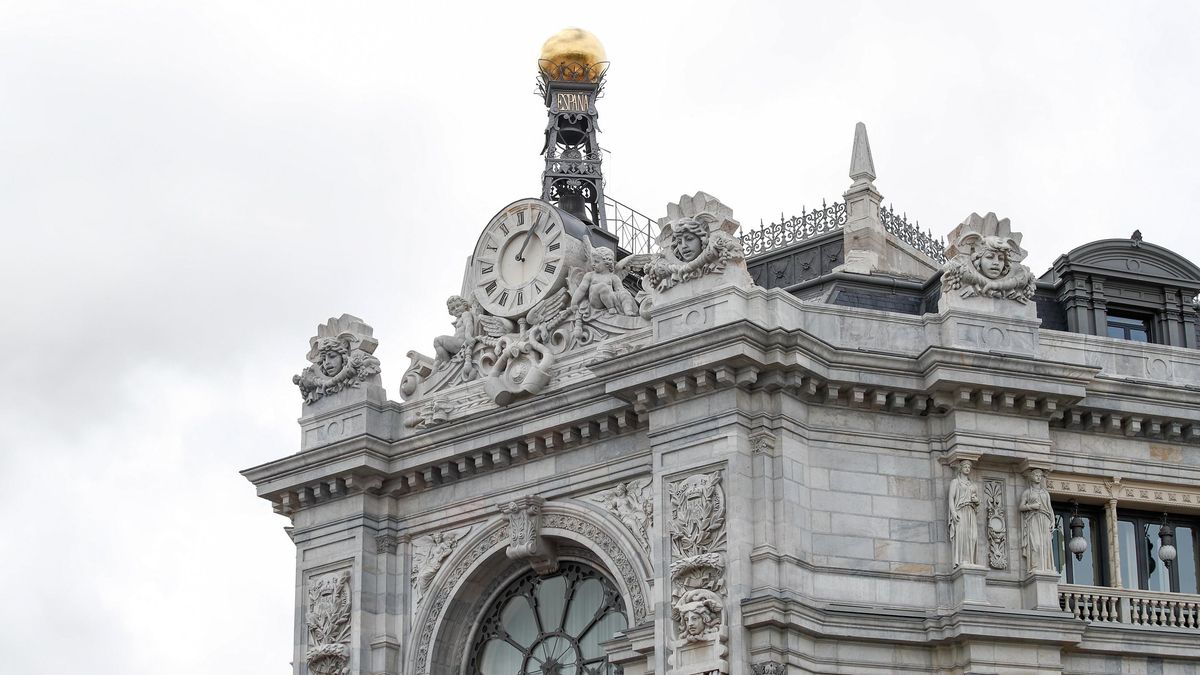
[2,2,1197,673]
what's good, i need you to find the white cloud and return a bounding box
[0,2,1196,673]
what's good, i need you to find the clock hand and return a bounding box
[514,227,536,262]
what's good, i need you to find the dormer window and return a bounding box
[1106,312,1153,342]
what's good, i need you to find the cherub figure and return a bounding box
[568,240,650,317]
[433,295,477,371]
[672,587,723,642]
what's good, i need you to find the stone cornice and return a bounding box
[739,595,1084,647]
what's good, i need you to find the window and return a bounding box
[1106,312,1152,342]
[1117,512,1199,594]
[1052,504,1105,585]
[1053,504,1200,594]
[467,562,628,675]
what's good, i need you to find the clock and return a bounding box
[471,198,582,318]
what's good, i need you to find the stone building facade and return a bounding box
[244,31,1200,675]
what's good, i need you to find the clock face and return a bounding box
[472,198,572,318]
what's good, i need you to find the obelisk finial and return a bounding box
[849,121,876,185]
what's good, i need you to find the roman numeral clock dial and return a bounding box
[471,198,580,319]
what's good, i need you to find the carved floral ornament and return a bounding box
[305,570,352,675]
[293,314,382,405]
[941,212,1036,304]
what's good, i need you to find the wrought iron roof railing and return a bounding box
[740,200,847,259]
[880,204,947,265]
[605,195,660,255]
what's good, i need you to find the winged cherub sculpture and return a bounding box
[568,239,651,317]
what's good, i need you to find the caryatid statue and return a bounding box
[948,459,981,567]
[1020,468,1056,573]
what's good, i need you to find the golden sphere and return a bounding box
[538,28,607,81]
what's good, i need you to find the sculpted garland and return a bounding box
[293,315,382,405]
[942,212,1036,304]
[400,193,752,409]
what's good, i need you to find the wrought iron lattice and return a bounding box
[880,204,947,265]
[604,195,660,256]
[467,561,628,675]
[740,199,847,259]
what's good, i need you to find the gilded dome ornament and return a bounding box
[538,27,608,82]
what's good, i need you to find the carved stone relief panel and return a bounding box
[411,526,472,611]
[668,469,729,674]
[588,478,652,554]
[983,478,1007,570]
[305,569,352,675]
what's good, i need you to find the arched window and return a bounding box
[467,561,628,675]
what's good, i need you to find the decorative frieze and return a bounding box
[752,662,787,675]
[305,569,352,675]
[1048,473,1200,512]
[983,478,1007,570]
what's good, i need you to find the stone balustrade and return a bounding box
[1060,584,1200,629]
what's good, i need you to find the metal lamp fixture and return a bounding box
[1158,513,1177,568]
[1068,501,1088,561]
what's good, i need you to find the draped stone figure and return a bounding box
[948,459,981,567]
[1020,468,1056,573]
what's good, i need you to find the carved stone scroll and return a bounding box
[305,569,352,675]
[499,496,558,574]
[983,479,1008,570]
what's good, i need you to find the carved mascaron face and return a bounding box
[683,608,708,636]
[314,339,348,377]
[670,220,707,263]
[973,237,1013,279]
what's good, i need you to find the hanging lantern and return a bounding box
[1159,514,1177,568]
[1068,501,1088,561]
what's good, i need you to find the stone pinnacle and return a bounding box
[849,121,876,184]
